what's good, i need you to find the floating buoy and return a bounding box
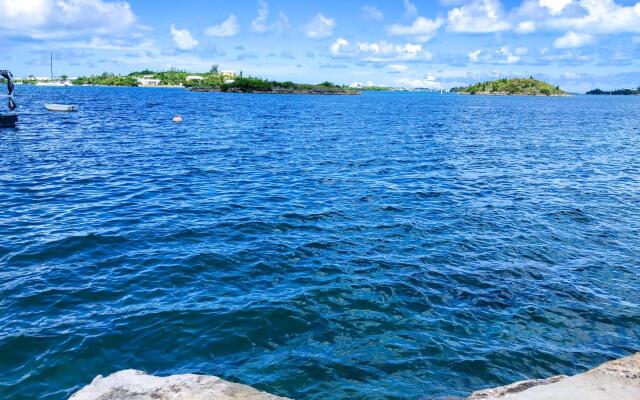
[172,115,183,123]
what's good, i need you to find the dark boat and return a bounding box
[0,69,17,128]
[0,114,17,128]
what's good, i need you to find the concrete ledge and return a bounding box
[69,354,640,400]
[466,353,640,400]
[69,369,291,400]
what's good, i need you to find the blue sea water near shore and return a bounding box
[1,86,639,399]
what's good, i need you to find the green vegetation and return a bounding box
[360,86,392,91]
[73,73,139,86]
[70,69,359,94]
[128,69,223,87]
[453,77,566,96]
[72,67,223,87]
[586,88,640,95]
[194,76,359,94]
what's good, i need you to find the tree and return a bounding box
[210,64,219,74]
[61,74,68,81]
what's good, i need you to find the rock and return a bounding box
[69,369,291,400]
[466,353,640,400]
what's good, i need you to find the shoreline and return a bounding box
[70,353,639,399]
[457,91,571,97]
[190,87,361,95]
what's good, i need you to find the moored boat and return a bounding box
[0,69,17,127]
[45,103,78,112]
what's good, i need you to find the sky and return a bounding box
[1,0,640,92]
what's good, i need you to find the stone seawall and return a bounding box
[466,352,639,400]
[70,353,639,399]
[69,370,291,400]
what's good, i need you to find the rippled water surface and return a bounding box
[1,86,639,399]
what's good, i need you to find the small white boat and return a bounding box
[45,103,78,112]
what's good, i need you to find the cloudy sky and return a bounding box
[1,0,640,91]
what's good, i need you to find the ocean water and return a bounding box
[1,86,639,400]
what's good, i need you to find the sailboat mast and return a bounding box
[50,52,54,80]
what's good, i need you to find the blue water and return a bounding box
[1,86,639,399]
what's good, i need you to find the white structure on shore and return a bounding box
[135,76,161,86]
[220,71,237,80]
[185,75,205,82]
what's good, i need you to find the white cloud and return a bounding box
[547,0,640,34]
[0,0,136,39]
[330,38,350,55]
[388,64,409,73]
[205,14,240,37]
[539,0,572,15]
[514,0,640,35]
[447,0,511,33]
[361,5,384,20]
[514,46,528,55]
[330,38,432,62]
[305,13,336,39]
[275,12,290,32]
[251,0,289,33]
[468,47,520,64]
[404,0,418,18]
[387,16,444,42]
[251,0,270,32]
[170,23,198,50]
[516,21,536,33]
[553,31,593,48]
[396,74,442,89]
[350,80,380,88]
[57,36,158,52]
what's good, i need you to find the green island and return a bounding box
[71,68,360,95]
[451,77,567,96]
[190,78,359,95]
[73,73,140,86]
[586,88,640,95]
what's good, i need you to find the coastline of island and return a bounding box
[66,69,362,95]
[12,70,640,98]
[451,77,569,96]
[586,88,640,95]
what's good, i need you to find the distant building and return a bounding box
[220,71,236,80]
[185,75,205,82]
[136,76,161,86]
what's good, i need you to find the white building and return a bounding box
[136,76,161,86]
[185,75,205,82]
[220,71,237,80]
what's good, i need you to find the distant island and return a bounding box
[585,88,640,95]
[191,77,360,95]
[70,68,360,95]
[451,77,567,96]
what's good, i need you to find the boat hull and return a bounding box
[45,103,78,112]
[0,114,17,128]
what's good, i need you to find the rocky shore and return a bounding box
[69,370,292,400]
[458,91,570,97]
[466,352,639,400]
[190,87,360,95]
[70,353,639,399]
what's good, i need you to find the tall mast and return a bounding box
[50,52,53,80]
